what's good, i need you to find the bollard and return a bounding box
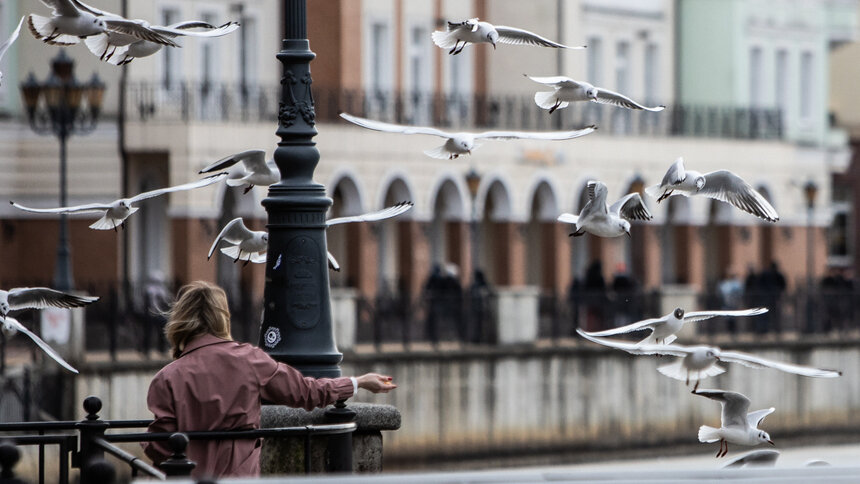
[323,400,355,472]
[75,396,109,483]
[0,441,27,484]
[158,433,196,477]
[83,459,116,484]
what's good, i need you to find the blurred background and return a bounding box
[1,0,860,473]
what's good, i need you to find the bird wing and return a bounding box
[4,317,78,373]
[693,389,751,429]
[474,125,596,140]
[593,87,665,112]
[327,201,413,226]
[586,180,609,212]
[327,251,341,271]
[699,171,779,222]
[746,408,775,429]
[576,329,692,357]
[610,193,652,221]
[722,449,780,469]
[69,0,115,17]
[7,287,98,311]
[208,218,255,259]
[340,113,451,138]
[661,157,686,187]
[494,25,578,49]
[524,75,582,89]
[103,19,179,47]
[446,18,479,32]
[153,21,240,38]
[683,307,769,322]
[43,0,83,17]
[129,173,226,204]
[199,149,266,174]
[557,213,578,224]
[718,350,842,378]
[10,201,112,214]
[578,316,665,337]
[0,17,24,61]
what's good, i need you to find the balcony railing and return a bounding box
[125,82,783,140]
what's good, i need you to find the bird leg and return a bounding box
[715,439,727,458]
[693,379,700,392]
[657,190,672,203]
[452,41,467,55]
[46,29,60,42]
[243,184,255,195]
[449,40,462,55]
[243,256,251,267]
[719,440,729,458]
[548,100,561,114]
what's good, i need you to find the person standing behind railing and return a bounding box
[142,281,397,479]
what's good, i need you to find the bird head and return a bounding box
[695,176,706,191]
[673,307,685,319]
[118,200,131,210]
[758,431,773,446]
[705,348,720,361]
[487,31,498,49]
[262,233,269,244]
[0,302,7,316]
[587,87,599,100]
[458,138,473,154]
[94,18,106,29]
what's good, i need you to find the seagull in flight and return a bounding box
[645,157,779,222]
[340,113,596,160]
[2,316,78,373]
[0,286,98,322]
[578,307,768,345]
[525,75,665,114]
[694,389,775,458]
[432,18,584,55]
[576,330,842,391]
[28,0,177,47]
[198,149,280,194]
[10,173,226,231]
[0,17,24,86]
[208,218,268,266]
[557,181,652,238]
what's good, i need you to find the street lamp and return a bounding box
[804,180,817,332]
[465,168,481,284]
[20,50,106,291]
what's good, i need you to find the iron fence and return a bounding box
[124,82,783,140]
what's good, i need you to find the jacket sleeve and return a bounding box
[251,348,354,410]
[142,373,177,464]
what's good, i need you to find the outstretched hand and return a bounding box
[356,373,397,393]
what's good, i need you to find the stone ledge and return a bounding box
[261,402,401,432]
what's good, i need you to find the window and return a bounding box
[615,41,629,94]
[800,51,814,119]
[775,49,788,113]
[161,8,182,90]
[370,22,391,93]
[749,47,763,108]
[238,14,258,88]
[587,36,602,84]
[644,42,658,104]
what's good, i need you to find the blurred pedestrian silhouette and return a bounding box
[717,269,743,334]
[584,260,607,331]
[758,261,786,333]
[820,267,853,332]
[468,269,492,343]
[611,262,637,325]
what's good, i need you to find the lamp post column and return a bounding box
[259,0,342,378]
[55,121,73,292]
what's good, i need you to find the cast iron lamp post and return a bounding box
[804,180,818,332]
[20,50,105,292]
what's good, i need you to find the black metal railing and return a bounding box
[124,82,783,140]
[0,396,356,484]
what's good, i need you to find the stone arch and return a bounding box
[377,176,415,297]
[430,177,467,274]
[478,179,515,285]
[704,199,735,287]
[661,196,692,284]
[525,180,561,291]
[328,174,367,289]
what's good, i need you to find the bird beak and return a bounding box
[625,231,631,238]
[467,150,472,155]
[714,356,720,361]
[492,42,496,50]
[768,440,775,446]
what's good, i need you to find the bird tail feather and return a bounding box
[84,34,129,61]
[423,145,451,160]
[431,29,458,49]
[28,14,79,45]
[226,177,248,187]
[698,425,721,443]
[656,360,688,381]
[534,91,565,111]
[644,183,662,199]
[89,215,119,231]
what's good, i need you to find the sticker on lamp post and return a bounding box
[263,327,282,348]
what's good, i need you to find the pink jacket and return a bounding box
[143,333,354,478]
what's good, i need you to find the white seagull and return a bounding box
[85,19,239,65]
[340,113,596,160]
[10,173,226,231]
[432,18,584,55]
[28,0,177,47]
[208,218,268,265]
[576,330,842,391]
[0,287,98,321]
[2,316,78,373]
[557,180,652,238]
[694,389,775,458]
[198,149,280,194]
[525,75,665,114]
[0,17,24,86]
[645,157,779,223]
[578,306,768,345]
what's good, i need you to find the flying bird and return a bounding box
[0,286,98,322]
[28,0,177,47]
[2,316,78,373]
[326,201,413,226]
[578,307,768,345]
[576,330,842,391]
[432,18,584,55]
[0,17,24,86]
[10,173,226,231]
[557,180,652,238]
[645,157,779,222]
[198,149,280,194]
[694,389,775,458]
[208,218,268,265]
[340,113,596,160]
[525,75,665,114]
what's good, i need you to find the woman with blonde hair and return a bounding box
[143,281,396,478]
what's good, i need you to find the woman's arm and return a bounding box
[142,375,177,464]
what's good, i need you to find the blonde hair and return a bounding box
[164,281,232,359]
